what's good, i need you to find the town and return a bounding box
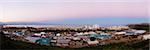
[1,24,150,48]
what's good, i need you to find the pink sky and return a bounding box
[0,0,149,22]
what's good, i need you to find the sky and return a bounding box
[0,0,149,24]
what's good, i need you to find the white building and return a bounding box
[92,24,100,29]
[87,40,99,45]
[33,32,46,37]
[134,30,146,34]
[83,24,100,29]
[143,34,150,40]
[106,26,129,30]
[114,32,126,35]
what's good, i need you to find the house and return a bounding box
[143,34,150,40]
[3,31,10,35]
[87,40,99,45]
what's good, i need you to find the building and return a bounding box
[125,30,146,35]
[35,38,51,45]
[83,24,100,29]
[106,26,129,30]
[143,34,150,40]
[0,25,3,32]
[114,32,126,35]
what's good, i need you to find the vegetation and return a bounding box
[127,23,150,31]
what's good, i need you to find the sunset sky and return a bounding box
[0,0,149,24]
